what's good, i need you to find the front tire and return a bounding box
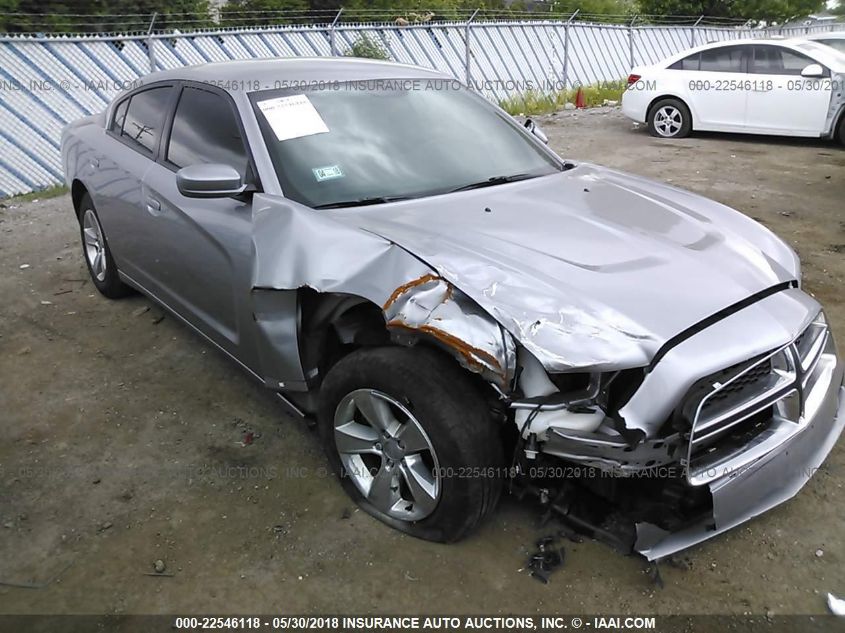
[78,193,131,299]
[317,346,504,542]
[647,98,692,139]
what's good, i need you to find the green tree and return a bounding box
[635,0,825,22]
[344,33,390,58]
[220,0,309,27]
[0,0,212,33]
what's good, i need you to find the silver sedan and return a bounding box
[62,58,845,559]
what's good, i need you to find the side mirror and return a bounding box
[800,63,825,78]
[176,164,246,198]
[524,118,549,144]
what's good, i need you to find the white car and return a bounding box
[806,31,845,55]
[621,38,845,143]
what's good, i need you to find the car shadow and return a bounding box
[689,130,840,150]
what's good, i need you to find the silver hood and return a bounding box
[331,163,799,372]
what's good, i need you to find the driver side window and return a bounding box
[166,86,249,177]
[750,46,827,76]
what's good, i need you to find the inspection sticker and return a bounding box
[256,94,329,142]
[312,165,344,181]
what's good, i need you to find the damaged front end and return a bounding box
[507,295,845,561]
[382,274,517,389]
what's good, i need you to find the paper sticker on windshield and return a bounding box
[313,165,344,182]
[256,94,329,142]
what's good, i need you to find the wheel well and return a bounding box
[835,108,845,143]
[71,180,88,219]
[646,95,693,127]
[297,289,502,401]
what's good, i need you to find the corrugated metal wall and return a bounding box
[0,19,842,196]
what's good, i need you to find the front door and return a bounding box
[140,84,258,367]
[745,45,831,136]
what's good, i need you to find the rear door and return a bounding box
[745,44,831,136]
[140,83,260,365]
[95,84,176,287]
[682,45,750,131]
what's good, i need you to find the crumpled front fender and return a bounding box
[251,196,517,389]
[382,274,517,388]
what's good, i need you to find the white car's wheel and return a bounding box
[647,98,692,139]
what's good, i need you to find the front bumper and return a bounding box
[635,374,844,561]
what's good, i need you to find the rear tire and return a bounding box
[78,193,132,299]
[647,98,692,139]
[837,115,845,146]
[317,346,504,542]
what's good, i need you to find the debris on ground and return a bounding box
[132,305,150,317]
[815,548,824,558]
[526,535,566,584]
[153,559,166,574]
[828,593,845,616]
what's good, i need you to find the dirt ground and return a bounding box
[1,108,844,619]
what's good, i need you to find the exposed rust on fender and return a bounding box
[381,273,443,311]
[386,321,503,376]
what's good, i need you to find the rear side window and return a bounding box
[750,46,822,76]
[120,86,173,155]
[110,98,129,133]
[699,46,746,73]
[669,53,700,71]
[166,86,248,175]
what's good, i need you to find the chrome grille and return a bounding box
[683,312,830,485]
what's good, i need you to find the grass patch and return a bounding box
[499,80,627,116]
[2,185,68,204]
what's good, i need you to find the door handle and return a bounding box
[146,196,161,214]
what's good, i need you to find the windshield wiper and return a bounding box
[448,173,538,193]
[313,195,410,209]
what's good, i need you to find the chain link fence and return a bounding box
[0,15,842,196]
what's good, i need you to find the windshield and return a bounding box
[817,39,845,55]
[796,40,845,59]
[249,81,561,208]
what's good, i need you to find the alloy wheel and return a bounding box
[333,389,441,521]
[654,105,683,137]
[82,208,107,282]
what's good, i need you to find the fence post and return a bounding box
[563,10,578,90]
[465,8,479,87]
[628,15,637,70]
[691,15,703,48]
[329,8,343,56]
[147,12,157,73]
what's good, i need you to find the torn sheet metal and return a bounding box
[635,384,845,561]
[325,165,799,374]
[383,274,517,387]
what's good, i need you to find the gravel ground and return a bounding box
[1,108,844,618]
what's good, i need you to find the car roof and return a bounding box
[655,37,845,71]
[144,57,448,87]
